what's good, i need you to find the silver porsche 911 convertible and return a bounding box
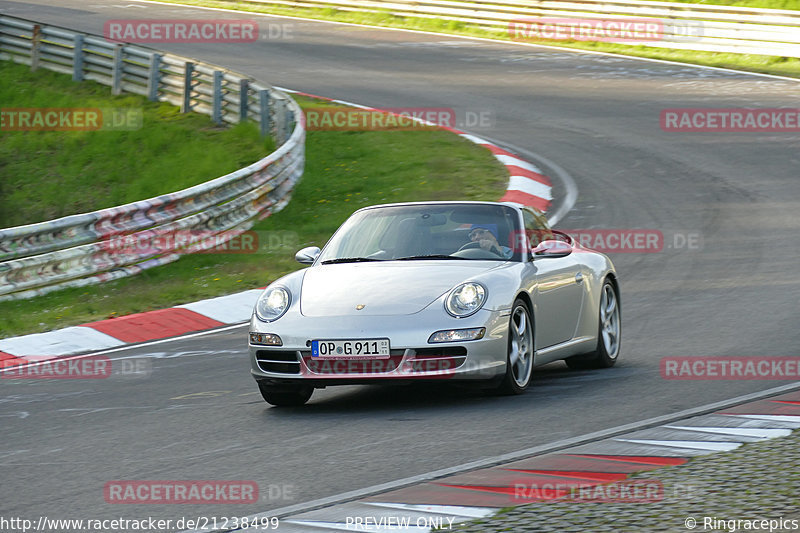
[249,201,620,406]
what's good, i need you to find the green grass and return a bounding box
[0,60,273,227]
[540,42,800,78]
[0,86,508,338]
[145,0,800,79]
[663,0,799,8]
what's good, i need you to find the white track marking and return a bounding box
[614,438,743,452]
[178,289,262,324]
[663,425,792,439]
[364,502,495,518]
[727,414,800,426]
[0,326,124,357]
[458,133,488,144]
[283,520,429,532]
[507,176,553,200]
[493,155,543,174]
[0,323,248,375]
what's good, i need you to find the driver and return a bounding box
[469,224,513,259]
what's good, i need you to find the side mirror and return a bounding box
[295,246,321,265]
[533,240,572,258]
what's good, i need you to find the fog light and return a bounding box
[428,328,485,343]
[250,332,283,346]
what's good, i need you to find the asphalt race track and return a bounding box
[2,0,800,527]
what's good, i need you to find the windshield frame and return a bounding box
[315,202,525,265]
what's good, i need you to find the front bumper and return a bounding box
[249,307,510,387]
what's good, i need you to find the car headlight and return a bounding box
[255,287,291,322]
[445,282,487,318]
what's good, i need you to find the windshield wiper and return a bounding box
[395,254,461,261]
[321,257,384,265]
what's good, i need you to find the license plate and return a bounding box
[311,338,390,358]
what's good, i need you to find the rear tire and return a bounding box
[496,299,534,395]
[257,381,313,406]
[565,278,620,370]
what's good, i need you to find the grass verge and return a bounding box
[659,0,799,8]
[0,60,273,228]
[146,0,800,79]
[0,85,509,338]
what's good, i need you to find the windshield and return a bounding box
[317,204,522,263]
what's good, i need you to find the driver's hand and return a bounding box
[478,239,501,255]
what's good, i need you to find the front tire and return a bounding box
[257,381,313,407]
[566,279,621,370]
[496,299,534,395]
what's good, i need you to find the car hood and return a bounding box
[300,261,505,317]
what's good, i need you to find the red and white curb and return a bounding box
[0,289,262,368]
[0,91,553,367]
[462,135,553,213]
[220,389,800,532]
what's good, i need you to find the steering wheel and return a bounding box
[457,241,482,252]
[457,241,504,257]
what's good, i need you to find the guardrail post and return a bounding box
[273,97,286,143]
[258,89,271,138]
[286,109,295,142]
[111,44,123,95]
[31,24,41,71]
[212,70,223,125]
[182,62,195,113]
[147,53,162,102]
[239,79,250,123]
[72,34,84,82]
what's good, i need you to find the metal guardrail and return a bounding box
[0,15,305,300]
[238,0,800,57]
